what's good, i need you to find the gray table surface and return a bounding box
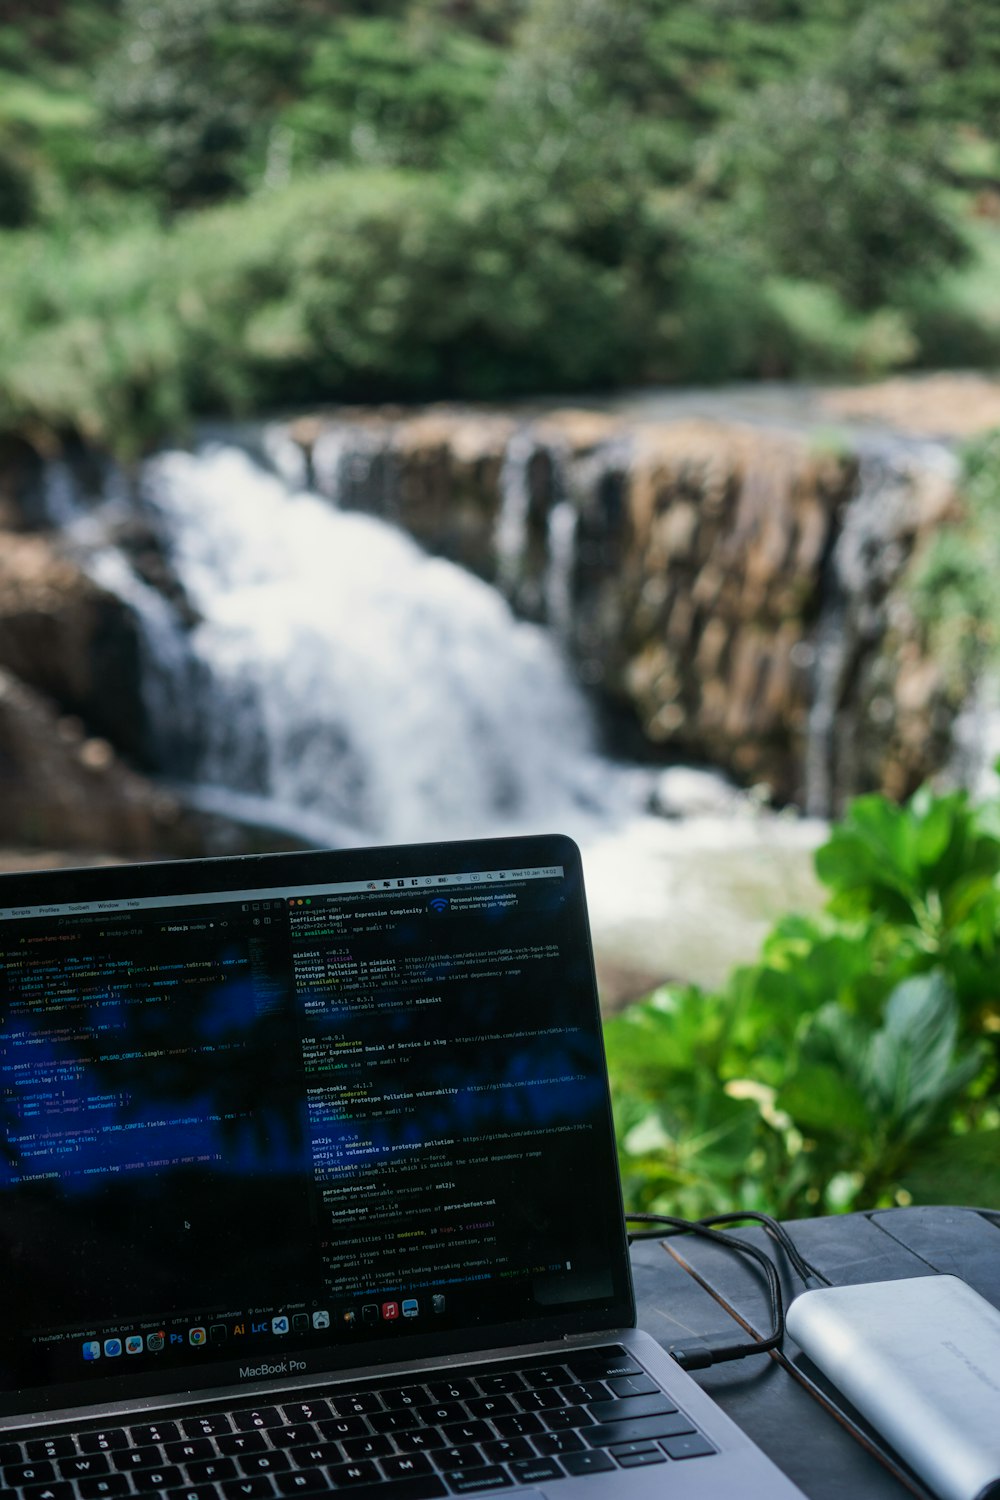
[630,1205,1000,1500]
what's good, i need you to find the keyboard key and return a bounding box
[609,1441,658,1459]
[506,1457,563,1485]
[558,1382,608,1406]
[132,1468,183,1492]
[218,1436,267,1458]
[0,1446,25,1466]
[128,1425,181,1448]
[586,1413,696,1448]
[221,1480,275,1500]
[113,1447,164,1471]
[542,1405,591,1432]
[429,1448,482,1473]
[26,1441,76,1462]
[618,1450,667,1468]
[329,1394,382,1418]
[78,1476,129,1498]
[280,1403,330,1426]
[479,1440,533,1465]
[378,1456,434,1481]
[325,1461,379,1486]
[512,1391,564,1414]
[380,1387,429,1411]
[440,1466,512,1493]
[368,1411,421,1436]
[276,1472,325,1495]
[464,1397,514,1421]
[586,1394,676,1424]
[318,1480,445,1500]
[165,1442,216,1464]
[439,1424,491,1448]
[232,1411,282,1432]
[661,1433,717,1460]
[23,1484,73,1500]
[533,1432,584,1457]
[562,1450,616,1476]
[80,1434,128,1455]
[341,1437,392,1462]
[472,1374,524,1395]
[287,1446,341,1470]
[565,1349,642,1382]
[490,1414,542,1439]
[425,1381,476,1404]
[317,1418,368,1442]
[182,1417,232,1440]
[395,1432,444,1454]
[5,1463,55,1486]
[606,1374,659,1399]
[236,1455,288,1476]
[164,1488,221,1500]
[520,1366,570,1390]
[415,1405,465,1427]
[187,1460,236,1484]
[59,1457,111,1479]
[267,1428,317,1450]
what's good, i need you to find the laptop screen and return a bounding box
[0,834,632,1416]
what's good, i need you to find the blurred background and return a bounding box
[3,0,1000,1215]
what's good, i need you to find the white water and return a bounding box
[132,445,642,846]
[38,437,834,1001]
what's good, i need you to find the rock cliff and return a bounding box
[0,394,972,863]
[285,404,962,809]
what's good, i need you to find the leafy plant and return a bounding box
[605,777,1000,1218]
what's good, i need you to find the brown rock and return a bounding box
[0,529,147,759]
[0,667,184,855]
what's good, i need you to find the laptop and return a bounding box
[0,833,803,1500]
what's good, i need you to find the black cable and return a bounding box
[694,1210,831,1289]
[625,1211,785,1369]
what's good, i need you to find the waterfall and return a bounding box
[804,438,959,817]
[495,429,537,593]
[62,443,641,848]
[545,501,578,641]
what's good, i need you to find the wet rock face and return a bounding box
[0,406,968,850]
[0,666,176,855]
[0,520,149,763]
[0,442,162,855]
[286,407,962,810]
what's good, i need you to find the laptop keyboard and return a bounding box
[0,1347,717,1500]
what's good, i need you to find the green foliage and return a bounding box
[0,168,690,446]
[606,779,1000,1219]
[3,0,1000,444]
[709,10,968,311]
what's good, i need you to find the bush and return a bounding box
[0,166,694,448]
[605,779,1000,1219]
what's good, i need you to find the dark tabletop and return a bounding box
[631,1205,1000,1500]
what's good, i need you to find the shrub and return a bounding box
[605,779,1000,1219]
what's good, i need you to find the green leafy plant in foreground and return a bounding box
[605,781,1000,1219]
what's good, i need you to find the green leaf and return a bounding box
[868,974,967,1130]
[777,1063,870,1136]
[898,1128,1000,1207]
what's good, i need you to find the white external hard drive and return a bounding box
[787,1274,1000,1500]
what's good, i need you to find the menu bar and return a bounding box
[0,865,564,922]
